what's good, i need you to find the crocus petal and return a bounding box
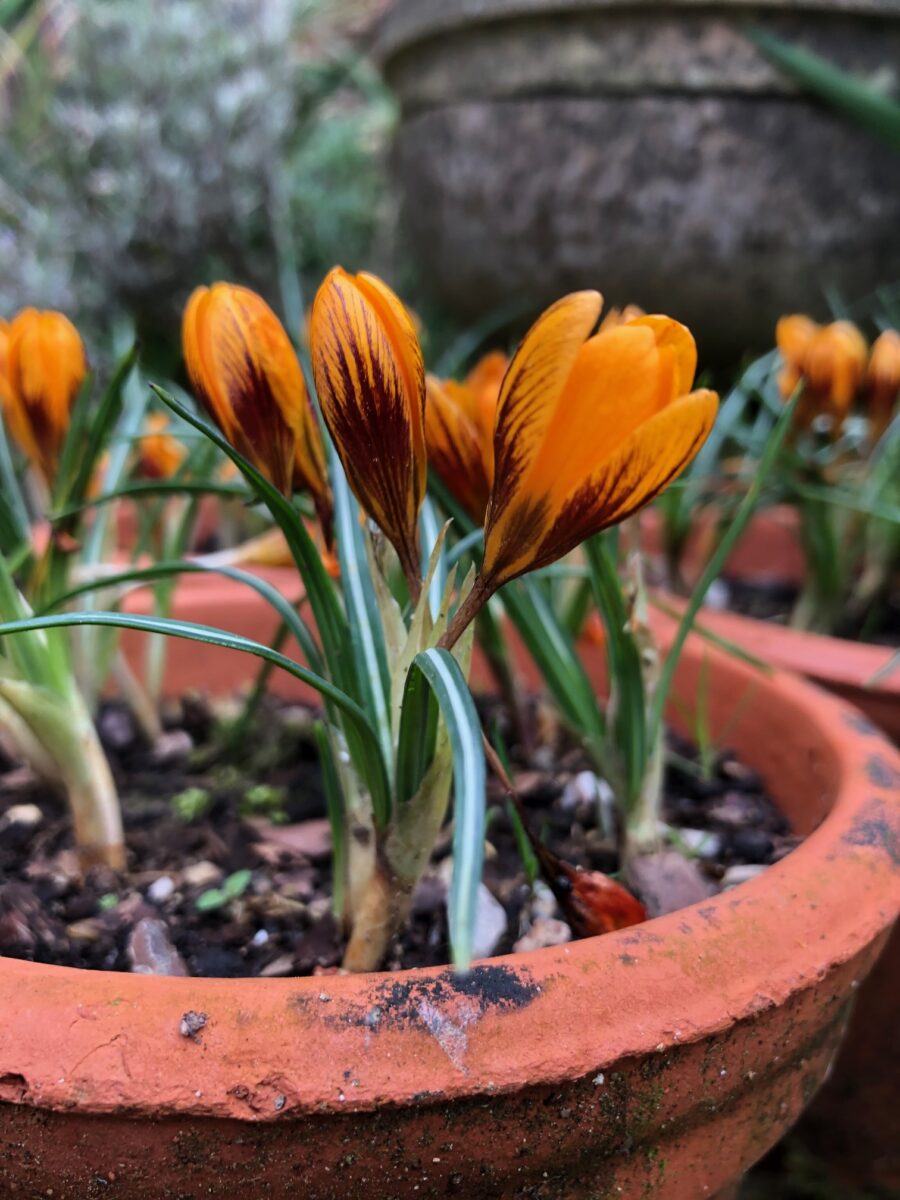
[628,314,698,402]
[776,314,819,402]
[527,390,719,575]
[4,309,86,482]
[183,283,321,500]
[807,321,868,417]
[310,267,426,581]
[867,329,900,440]
[425,375,492,523]
[486,290,603,557]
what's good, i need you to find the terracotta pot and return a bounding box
[375,0,900,359]
[0,575,897,1199]
[641,506,900,743]
[644,504,806,590]
[642,509,900,1189]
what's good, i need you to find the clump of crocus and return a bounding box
[183,282,333,540]
[776,315,868,435]
[1,308,87,486]
[865,329,900,444]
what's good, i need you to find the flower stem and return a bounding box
[439,578,493,651]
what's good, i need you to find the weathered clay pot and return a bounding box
[376,0,900,358]
[641,506,900,742]
[640,508,900,1188]
[0,574,896,1198]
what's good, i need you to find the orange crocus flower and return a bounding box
[137,413,187,480]
[776,315,868,434]
[310,267,426,596]
[865,329,900,443]
[425,350,508,523]
[441,292,718,644]
[182,283,332,539]
[2,308,87,484]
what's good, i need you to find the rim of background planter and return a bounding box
[375,0,900,66]
[0,588,897,1123]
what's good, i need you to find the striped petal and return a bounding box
[485,291,603,561]
[481,293,716,588]
[183,284,319,500]
[526,390,719,575]
[310,268,426,586]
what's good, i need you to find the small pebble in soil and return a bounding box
[129,917,188,976]
[147,876,176,904]
[0,803,43,831]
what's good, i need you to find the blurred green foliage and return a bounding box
[0,0,395,354]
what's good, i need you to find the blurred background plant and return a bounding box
[0,0,395,357]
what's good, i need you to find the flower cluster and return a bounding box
[776,315,900,441]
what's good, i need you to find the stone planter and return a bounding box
[0,574,896,1197]
[376,0,900,358]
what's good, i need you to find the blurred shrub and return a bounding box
[0,0,394,348]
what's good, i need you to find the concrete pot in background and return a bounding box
[376,0,900,359]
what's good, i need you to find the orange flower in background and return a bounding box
[182,283,332,538]
[478,292,718,592]
[2,308,87,483]
[776,315,868,433]
[865,329,900,443]
[598,303,645,332]
[425,350,508,523]
[310,267,426,594]
[137,413,187,480]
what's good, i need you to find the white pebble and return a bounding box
[0,804,43,831]
[677,828,722,858]
[147,876,176,904]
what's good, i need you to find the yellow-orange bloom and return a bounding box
[776,315,867,433]
[2,308,87,483]
[182,283,332,537]
[425,351,508,523]
[478,293,718,591]
[137,413,187,480]
[598,303,645,332]
[866,329,900,443]
[310,267,426,591]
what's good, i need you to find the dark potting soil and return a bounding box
[717,575,900,647]
[0,693,799,978]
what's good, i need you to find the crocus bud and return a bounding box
[310,268,426,594]
[182,283,332,538]
[2,308,87,483]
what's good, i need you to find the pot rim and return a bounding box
[375,0,900,65]
[662,592,900,698]
[0,580,897,1123]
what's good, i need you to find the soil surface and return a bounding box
[0,692,799,978]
